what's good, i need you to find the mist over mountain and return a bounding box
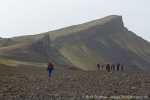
[0,15,150,70]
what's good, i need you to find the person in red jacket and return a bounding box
[47,62,54,77]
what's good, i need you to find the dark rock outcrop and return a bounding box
[29,34,51,56]
[28,34,67,65]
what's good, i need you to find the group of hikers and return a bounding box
[97,63,124,72]
[46,62,124,77]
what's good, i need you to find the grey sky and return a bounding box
[0,0,150,42]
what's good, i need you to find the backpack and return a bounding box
[48,62,53,69]
[48,64,52,68]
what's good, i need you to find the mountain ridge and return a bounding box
[0,15,150,70]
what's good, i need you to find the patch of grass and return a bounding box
[108,28,150,63]
[0,58,46,67]
[96,37,109,47]
[131,60,145,70]
[59,43,106,70]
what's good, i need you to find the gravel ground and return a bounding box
[0,66,150,100]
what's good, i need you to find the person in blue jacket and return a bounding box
[47,62,54,77]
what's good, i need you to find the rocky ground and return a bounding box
[0,66,150,100]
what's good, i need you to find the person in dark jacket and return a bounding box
[112,64,115,70]
[47,62,54,77]
[117,63,120,71]
[97,64,100,70]
[106,64,108,71]
[107,64,110,72]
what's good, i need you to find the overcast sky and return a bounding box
[0,0,150,42]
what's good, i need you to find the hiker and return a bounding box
[107,64,110,72]
[121,63,124,70]
[117,63,120,71]
[101,64,104,71]
[110,64,113,70]
[106,64,108,71]
[97,64,100,70]
[47,62,54,77]
[112,64,115,70]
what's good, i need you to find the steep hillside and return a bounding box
[0,15,150,70]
